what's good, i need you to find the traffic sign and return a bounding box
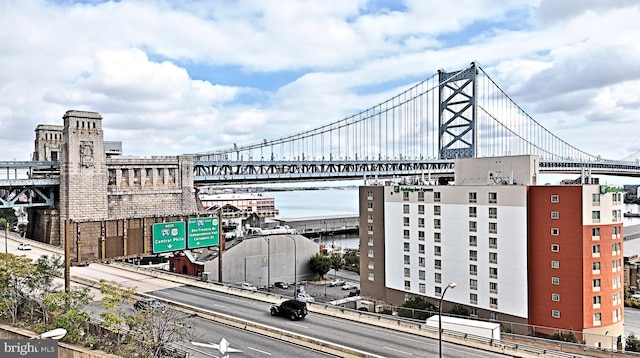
[152,221,186,253]
[187,216,219,248]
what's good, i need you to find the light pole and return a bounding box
[264,237,270,291]
[439,282,457,358]
[286,235,297,299]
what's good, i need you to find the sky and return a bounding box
[1,0,640,175]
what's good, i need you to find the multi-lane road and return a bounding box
[5,233,588,357]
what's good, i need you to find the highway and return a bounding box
[5,234,535,357]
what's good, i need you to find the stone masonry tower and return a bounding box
[59,110,109,244]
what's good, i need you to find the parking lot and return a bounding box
[261,273,361,303]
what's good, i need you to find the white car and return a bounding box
[296,293,315,302]
[17,243,32,251]
[342,283,359,290]
[241,282,258,291]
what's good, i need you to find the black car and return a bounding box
[270,299,307,320]
[134,298,166,312]
[274,281,289,289]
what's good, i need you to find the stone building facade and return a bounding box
[30,110,200,263]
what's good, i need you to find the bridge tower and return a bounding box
[438,62,478,159]
[58,111,108,244]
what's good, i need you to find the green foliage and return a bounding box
[343,250,359,272]
[98,280,136,349]
[397,296,436,320]
[449,305,469,316]
[551,330,579,343]
[330,253,343,276]
[308,254,331,278]
[0,209,17,228]
[0,253,39,324]
[36,287,92,343]
[627,333,640,352]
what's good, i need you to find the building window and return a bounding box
[470,293,478,304]
[433,232,440,242]
[469,264,477,275]
[434,192,441,202]
[489,222,497,234]
[434,205,441,216]
[489,237,497,249]
[367,202,374,211]
[404,230,410,240]
[552,277,560,285]
[419,257,425,267]
[368,260,374,269]
[418,218,425,228]
[470,279,478,290]
[404,255,410,265]
[418,191,424,201]
[419,244,425,254]
[551,244,559,252]
[367,191,374,200]
[469,206,477,217]
[435,259,441,270]
[489,267,498,278]
[490,282,498,293]
[435,286,442,296]
[552,310,560,318]
[490,312,499,321]
[470,308,478,317]
[488,192,497,203]
[419,283,426,294]
[551,195,559,203]
[593,296,601,308]
[418,230,426,241]
[434,246,441,256]
[434,272,441,283]
[469,221,477,232]
[593,313,601,325]
[489,207,497,219]
[404,280,411,290]
[418,204,425,215]
[552,293,560,302]
[419,270,426,280]
[368,225,373,234]
[368,272,374,281]
[469,250,477,261]
[592,210,601,223]
[403,204,410,214]
[469,235,477,246]
[434,219,441,229]
[469,192,477,203]
[404,242,410,252]
[368,249,374,258]
[368,237,374,246]
[367,214,373,222]
[490,297,498,308]
[551,228,559,236]
[592,193,600,204]
[551,261,559,269]
[592,245,600,257]
[403,191,409,201]
[592,261,601,273]
[489,252,498,264]
[551,211,559,219]
[403,217,410,227]
[593,279,601,291]
[404,268,411,278]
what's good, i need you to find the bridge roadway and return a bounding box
[6,233,598,358]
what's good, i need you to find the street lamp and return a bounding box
[439,282,457,358]
[31,328,67,340]
[286,235,297,299]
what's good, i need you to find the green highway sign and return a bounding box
[152,221,186,253]
[187,216,220,248]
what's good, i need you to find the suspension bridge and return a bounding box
[2,62,640,208]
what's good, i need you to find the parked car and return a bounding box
[270,299,308,320]
[17,243,31,251]
[134,298,165,312]
[296,293,315,302]
[342,283,359,290]
[274,281,289,289]
[242,282,258,291]
[328,279,346,287]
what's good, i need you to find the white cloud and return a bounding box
[0,0,638,163]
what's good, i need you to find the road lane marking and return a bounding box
[383,346,413,355]
[287,322,308,328]
[247,346,272,355]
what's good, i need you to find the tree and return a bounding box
[98,280,136,350]
[308,254,331,278]
[398,296,436,320]
[627,333,640,352]
[343,250,359,273]
[449,304,469,317]
[550,330,579,343]
[0,253,38,324]
[330,252,343,278]
[124,308,196,358]
[36,287,92,343]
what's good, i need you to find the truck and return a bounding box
[425,315,501,340]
